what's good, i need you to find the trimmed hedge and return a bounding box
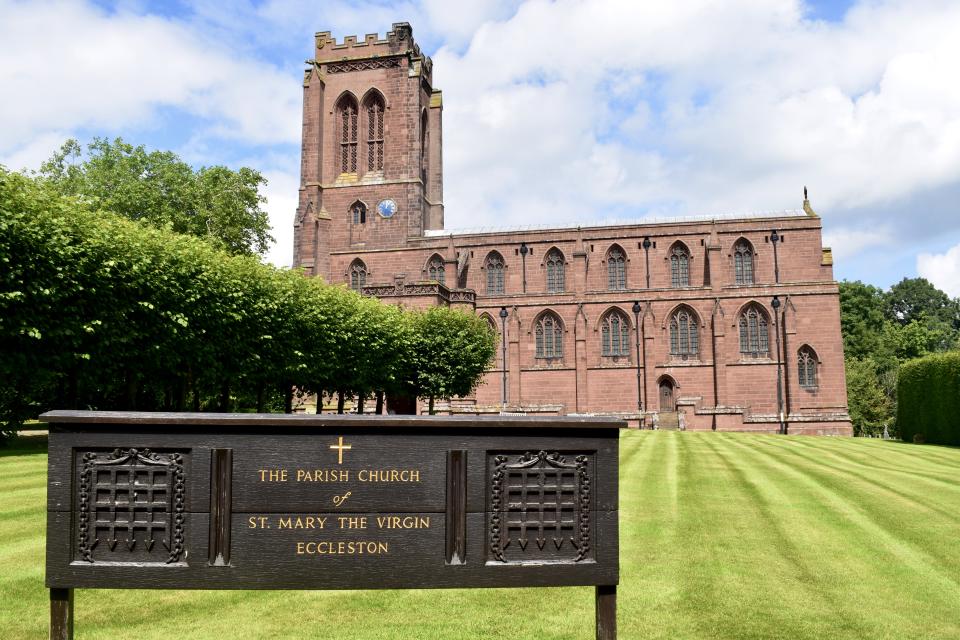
[897,351,960,445]
[0,169,495,428]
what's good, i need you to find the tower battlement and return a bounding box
[312,22,431,78]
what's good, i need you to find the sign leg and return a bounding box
[595,584,616,640]
[50,588,73,640]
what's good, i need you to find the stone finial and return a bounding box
[802,185,819,217]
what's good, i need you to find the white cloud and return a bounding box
[822,227,893,263]
[917,244,960,298]
[261,169,299,268]
[0,0,300,160]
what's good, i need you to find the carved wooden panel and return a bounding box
[488,451,593,564]
[76,448,187,564]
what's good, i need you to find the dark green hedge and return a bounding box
[0,169,495,428]
[897,351,960,445]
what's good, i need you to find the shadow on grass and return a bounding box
[0,434,49,457]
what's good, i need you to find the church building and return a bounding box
[293,23,852,435]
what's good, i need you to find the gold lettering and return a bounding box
[376,515,430,529]
[247,516,270,529]
[258,469,288,482]
[278,517,293,529]
[295,540,389,555]
[337,516,367,529]
[358,468,422,483]
[296,469,350,482]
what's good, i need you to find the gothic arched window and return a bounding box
[798,346,818,389]
[607,246,626,290]
[427,255,445,285]
[669,306,699,359]
[349,259,367,292]
[546,248,565,293]
[734,239,754,285]
[364,92,385,173]
[738,304,770,357]
[337,95,359,174]
[485,251,505,295]
[535,312,564,359]
[670,243,690,288]
[350,201,366,225]
[601,309,631,357]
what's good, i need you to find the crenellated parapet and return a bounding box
[311,22,432,83]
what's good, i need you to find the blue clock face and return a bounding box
[377,199,397,218]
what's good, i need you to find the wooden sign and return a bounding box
[42,411,622,639]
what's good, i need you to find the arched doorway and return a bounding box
[659,379,676,412]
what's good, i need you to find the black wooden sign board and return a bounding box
[42,411,622,639]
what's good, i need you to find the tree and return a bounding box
[845,357,892,437]
[839,280,890,361]
[885,277,960,329]
[402,307,497,414]
[37,138,273,256]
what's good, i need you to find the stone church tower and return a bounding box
[293,22,444,282]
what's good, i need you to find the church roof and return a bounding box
[423,209,811,238]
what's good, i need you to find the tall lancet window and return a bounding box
[485,252,505,295]
[338,95,359,174]
[607,246,626,290]
[798,346,818,389]
[739,304,770,358]
[535,312,564,360]
[365,93,385,172]
[601,309,630,357]
[669,306,699,359]
[670,243,690,288]
[734,239,754,285]
[546,249,565,293]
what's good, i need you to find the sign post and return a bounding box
[42,411,621,639]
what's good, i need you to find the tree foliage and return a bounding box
[400,307,498,414]
[0,168,494,431]
[36,138,273,256]
[839,279,960,437]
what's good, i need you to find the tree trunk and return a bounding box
[375,391,384,415]
[428,396,435,415]
[219,380,230,412]
[284,385,293,414]
[337,389,346,414]
[356,394,364,415]
[256,384,265,413]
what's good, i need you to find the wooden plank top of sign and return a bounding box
[42,411,622,593]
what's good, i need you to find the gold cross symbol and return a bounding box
[329,436,352,464]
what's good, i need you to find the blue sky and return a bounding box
[2,0,959,296]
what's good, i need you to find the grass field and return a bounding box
[2,431,959,639]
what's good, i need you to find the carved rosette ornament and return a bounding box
[488,451,592,564]
[77,448,186,564]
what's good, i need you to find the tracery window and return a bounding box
[734,240,754,285]
[546,249,565,293]
[365,93,385,172]
[670,243,690,288]
[349,259,367,292]
[601,309,631,357]
[738,305,770,358]
[337,95,359,174]
[798,346,818,389]
[485,252,505,295]
[427,255,445,285]
[669,306,699,358]
[535,312,564,359]
[607,246,626,290]
[351,202,366,225]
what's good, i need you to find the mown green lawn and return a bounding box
[2,431,959,639]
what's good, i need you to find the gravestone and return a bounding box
[42,411,621,639]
